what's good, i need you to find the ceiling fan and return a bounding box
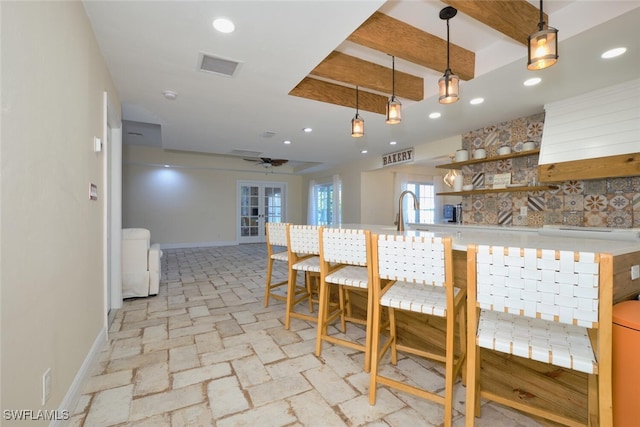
[243,157,288,168]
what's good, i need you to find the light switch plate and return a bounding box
[520,206,528,216]
[632,265,640,280]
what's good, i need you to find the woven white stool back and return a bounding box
[475,245,599,328]
[321,228,368,266]
[267,222,289,247]
[289,225,320,255]
[376,235,446,286]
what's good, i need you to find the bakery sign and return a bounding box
[382,147,414,167]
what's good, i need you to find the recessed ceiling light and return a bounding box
[361,149,368,154]
[469,97,484,105]
[213,18,235,33]
[389,141,397,145]
[302,127,312,133]
[283,140,292,145]
[163,90,177,100]
[429,112,441,119]
[601,47,627,59]
[164,165,170,168]
[524,77,541,86]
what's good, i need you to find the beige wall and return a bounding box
[122,146,304,245]
[1,1,120,422]
[304,135,462,225]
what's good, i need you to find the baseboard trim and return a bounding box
[159,240,238,250]
[50,327,107,427]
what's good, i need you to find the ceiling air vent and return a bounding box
[198,53,241,77]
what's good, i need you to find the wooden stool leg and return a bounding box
[458,300,467,385]
[285,268,297,330]
[315,278,330,357]
[264,257,274,307]
[369,293,382,405]
[389,307,398,365]
[363,285,374,373]
[305,272,314,313]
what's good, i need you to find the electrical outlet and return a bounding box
[520,206,528,216]
[632,265,640,281]
[42,368,52,405]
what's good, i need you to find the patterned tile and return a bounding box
[563,195,584,211]
[527,211,544,227]
[607,210,632,228]
[607,177,633,193]
[584,194,608,211]
[583,180,607,195]
[563,181,584,195]
[584,211,608,227]
[545,211,563,225]
[528,195,545,212]
[608,194,631,210]
[498,210,513,225]
[563,211,584,227]
[544,195,563,211]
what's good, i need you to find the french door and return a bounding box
[237,181,286,244]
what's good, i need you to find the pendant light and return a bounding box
[527,0,558,71]
[351,86,364,138]
[438,6,459,104]
[385,56,402,124]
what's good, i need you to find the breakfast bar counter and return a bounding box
[342,223,640,425]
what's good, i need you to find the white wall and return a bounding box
[1,1,120,421]
[122,146,304,246]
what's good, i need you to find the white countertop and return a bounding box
[340,223,640,256]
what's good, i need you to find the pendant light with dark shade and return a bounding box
[385,56,402,124]
[527,0,558,70]
[351,86,364,138]
[438,6,459,104]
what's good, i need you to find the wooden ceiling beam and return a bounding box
[347,11,475,81]
[310,51,424,101]
[442,0,546,46]
[289,77,387,115]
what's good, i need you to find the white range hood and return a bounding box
[538,78,640,166]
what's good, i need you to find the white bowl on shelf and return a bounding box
[498,145,511,155]
[462,184,474,191]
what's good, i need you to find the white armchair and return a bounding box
[122,228,162,298]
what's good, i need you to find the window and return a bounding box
[405,182,435,224]
[308,175,342,226]
[314,183,333,226]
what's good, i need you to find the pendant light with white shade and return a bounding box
[438,6,459,104]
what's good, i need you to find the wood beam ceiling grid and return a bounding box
[289,0,545,116]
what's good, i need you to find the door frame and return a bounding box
[103,91,123,331]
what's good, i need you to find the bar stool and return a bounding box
[369,234,466,427]
[316,227,374,372]
[284,225,322,329]
[466,245,613,426]
[264,222,290,307]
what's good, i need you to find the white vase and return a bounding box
[453,175,463,192]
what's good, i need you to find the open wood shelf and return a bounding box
[436,185,557,196]
[436,148,540,170]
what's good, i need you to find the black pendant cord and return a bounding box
[355,86,359,115]
[538,0,545,31]
[391,56,396,97]
[446,19,451,72]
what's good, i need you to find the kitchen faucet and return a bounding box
[395,190,420,232]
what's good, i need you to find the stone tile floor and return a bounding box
[69,244,543,426]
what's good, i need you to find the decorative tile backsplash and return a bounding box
[459,113,640,228]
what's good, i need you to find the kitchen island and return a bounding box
[344,223,640,425]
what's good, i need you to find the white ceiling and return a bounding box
[83,1,640,172]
